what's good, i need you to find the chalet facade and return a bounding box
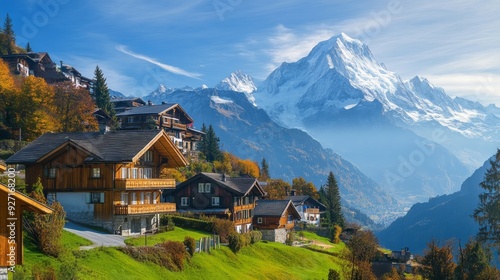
[0,52,92,89]
[284,194,326,227]
[252,200,301,243]
[166,172,266,233]
[116,102,204,156]
[6,130,188,236]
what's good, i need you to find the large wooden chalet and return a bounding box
[6,130,188,236]
[165,172,266,233]
[116,102,204,156]
[0,52,92,89]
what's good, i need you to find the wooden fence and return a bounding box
[196,235,221,253]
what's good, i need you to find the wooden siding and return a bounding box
[114,203,175,215]
[94,191,114,221]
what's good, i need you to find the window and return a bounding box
[121,193,128,205]
[198,183,204,193]
[212,197,220,206]
[47,168,56,178]
[127,116,134,123]
[257,217,263,224]
[121,168,128,179]
[91,168,101,178]
[205,183,211,193]
[131,168,138,179]
[144,168,152,179]
[244,196,249,205]
[142,150,153,162]
[181,197,189,206]
[86,192,104,204]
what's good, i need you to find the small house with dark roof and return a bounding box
[6,130,188,236]
[110,97,147,114]
[284,194,326,227]
[167,172,266,233]
[252,200,301,243]
[116,102,203,156]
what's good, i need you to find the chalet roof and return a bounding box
[0,183,52,214]
[284,195,327,211]
[254,200,301,218]
[111,97,146,104]
[176,172,266,197]
[6,130,188,167]
[116,103,178,116]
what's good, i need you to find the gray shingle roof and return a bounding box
[6,130,165,164]
[116,103,176,116]
[254,200,293,216]
[284,195,326,210]
[176,172,265,196]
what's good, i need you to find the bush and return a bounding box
[248,230,262,244]
[165,216,175,232]
[184,236,196,257]
[170,216,212,232]
[120,241,188,271]
[328,269,341,280]
[285,230,295,246]
[212,219,235,243]
[330,225,342,244]
[228,233,244,253]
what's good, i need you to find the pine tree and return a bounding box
[25,42,32,52]
[92,66,116,121]
[260,158,270,181]
[474,149,500,248]
[2,14,15,55]
[455,239,498,280]
[320,172,345,228]
[200,124,222,162]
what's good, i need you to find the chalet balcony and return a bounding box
[115,178,175,190]
[305,208,320,214]
[114,203,176,215]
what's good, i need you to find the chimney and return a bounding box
[148,100,153,106]
[99,123,110,134]
[222,173,227,182]
[60,61,63,68]
[290,189,296,196]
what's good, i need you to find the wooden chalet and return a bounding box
[6,130,188,236]
[0,183,52,267]
[0,52,92,89]
[110,97,147,114]
[167,172,266,233]
[284,194,326,227]
[252,200,301,243]
[116,102,204,156]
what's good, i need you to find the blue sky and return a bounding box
[3,0,500,105]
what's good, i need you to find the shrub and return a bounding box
[120,241,188,271]
[165,216,175,232]
[184,236,196,257]
[228,233,244,253]
[330,225,342,244]
[212,218,236,243]
[248,230,262,244]
[170,216,212,232]
[328,269,341,280]
[285,230,295,246]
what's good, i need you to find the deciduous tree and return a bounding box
[343,229,379,280]
[264,179,290,200]
[419,240,456,280]
[53,81,98,132]
[292,177,319,199]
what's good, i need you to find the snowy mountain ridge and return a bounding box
[215,70,257,106]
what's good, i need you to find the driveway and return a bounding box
[64,221,127,249]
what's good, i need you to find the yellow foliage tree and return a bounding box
[237,159,260,178]
[53,81,98,132]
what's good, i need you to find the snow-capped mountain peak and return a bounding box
[215,70,257,106]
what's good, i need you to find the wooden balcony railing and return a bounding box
[114,203,176,215]
[305,208,320,214]
[115,178,175,190]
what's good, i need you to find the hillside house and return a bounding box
[6,130,188,236]
[252,200,301,243]
[284,194,326,227]
[110,97,147,114]
[166,172,266,233]
[116,102,204,156]
[0,52,92,89]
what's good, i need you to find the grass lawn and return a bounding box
[18,227,345,280]
[124,226,210,246]
[298,230,346,254]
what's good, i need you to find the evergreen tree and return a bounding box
[2,14,15,55]
[92,66,116,121]
[25,42,32,52]
[200,124,222,162]
[474,149,500,249]
[320,172,345,228]
[198,123,208,154]
[455,239,499,280]
[260,158,270,181]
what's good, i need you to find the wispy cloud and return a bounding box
[116,45,202,79]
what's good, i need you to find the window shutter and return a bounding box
[100,192,105,203]
[85,193,91,203]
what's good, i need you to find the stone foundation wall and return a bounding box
[260,228,288,243]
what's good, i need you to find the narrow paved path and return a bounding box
[64,221,127,249]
